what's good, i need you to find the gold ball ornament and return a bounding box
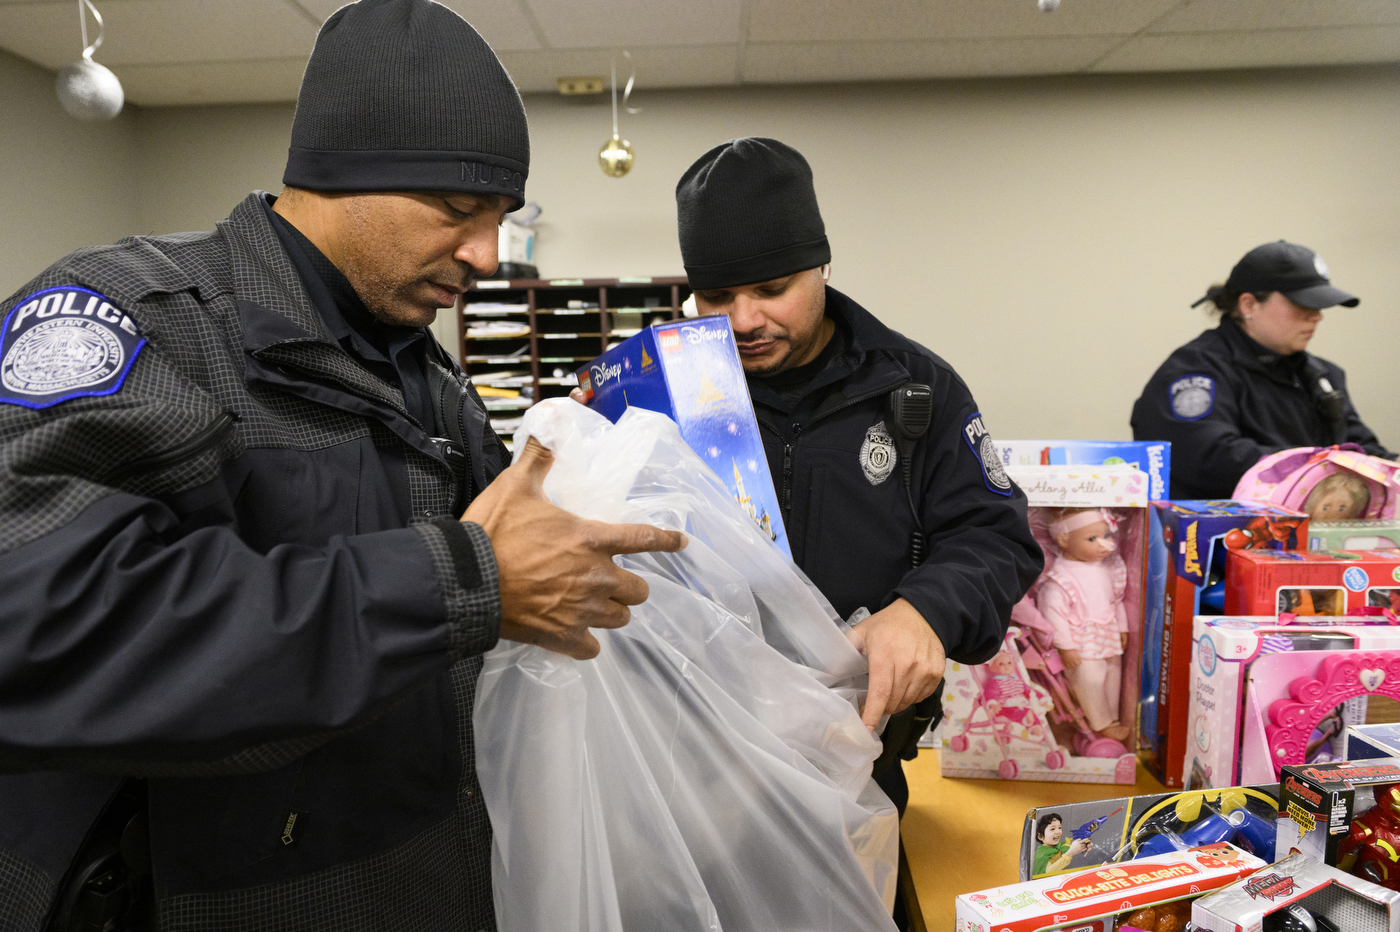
[598,134,634,177]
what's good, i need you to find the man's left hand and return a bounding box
[849,598,946,730]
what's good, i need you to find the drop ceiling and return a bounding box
[1,0,1398,107]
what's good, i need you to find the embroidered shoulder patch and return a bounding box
[0,287,145,409]
[860,420,896,485]
[962,412,1013,496]
[1169,375,1214,420]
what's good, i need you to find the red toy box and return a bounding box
[1225,550,1400,617]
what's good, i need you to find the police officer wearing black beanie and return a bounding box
[677,140,1042,827]
[0,2,684,929]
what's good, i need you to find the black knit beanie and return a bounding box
[676,138,830,289]
[283,0,530,209]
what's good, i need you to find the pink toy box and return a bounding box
[942,465,1147,784]
[1184,618,1400,791]
[1192,852,1400,932]
[1234,445,1400,520]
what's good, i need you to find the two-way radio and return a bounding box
[887,383,933,568]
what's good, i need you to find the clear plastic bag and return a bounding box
[474,399,899,932]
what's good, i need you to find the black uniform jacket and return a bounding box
[748,287,1043,665]
[0,193,504,931]
[1131,317,1393,499]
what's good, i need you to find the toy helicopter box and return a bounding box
[1225,549,1400,617]
[1184,618,1400,791]
[1310,520,1400,553]
[1020,784,1279,881]
[1276,758,1400,868]
[1147,502,1309,788]
[958,844,1264,932]
[942,465,1147,785]
[577,315,789,556]
[1192,852,1400,932]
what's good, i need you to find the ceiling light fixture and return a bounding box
[598,52,640,178]
[1038,0,1061,11]
[56,0,124,121]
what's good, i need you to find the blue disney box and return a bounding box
[576,316,790,557]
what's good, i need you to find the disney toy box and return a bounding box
[1225,549,1400,617]
[576,315,789,555]
[1192,852,1400,932]
[1021,784,1279,881]
[957,843,1264,932]
[1146,501,1309,787]
[1310,520,1400,552]
[1185,619,1400,790]
[1276,757,1400,889]
[942,465,1147,784]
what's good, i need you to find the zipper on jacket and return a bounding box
[105,410,238,483]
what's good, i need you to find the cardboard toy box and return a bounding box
[1146,502,1309,787]
[577,315,789,556]
[942,465,1146,784]
[1192,852,1400,932]
[1310,520,1400,552]
[957,843,1264,932]
[1021,784,1279,881]
[1348,723,1400,761]
[1184,618,1400,790]
[1225,549,1400,617]
[1277,757,1400,870]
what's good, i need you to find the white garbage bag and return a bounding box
[474,399,899,932]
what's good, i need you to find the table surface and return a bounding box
[902,750,1169,931]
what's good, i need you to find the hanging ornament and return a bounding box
[598,52,640,178]
[56,0,123,121]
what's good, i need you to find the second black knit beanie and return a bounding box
[283,0,530,208]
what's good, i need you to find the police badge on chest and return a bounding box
[860,420,897,485]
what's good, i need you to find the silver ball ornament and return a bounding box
[56,59,124,121]
[1038,0,1060,10]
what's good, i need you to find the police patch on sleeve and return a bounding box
[1169,375,1215,421]
[962,412,1013,496]
[0,287,145,409]
[859,420,896,485]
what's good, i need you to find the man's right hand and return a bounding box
[462,437,687,660]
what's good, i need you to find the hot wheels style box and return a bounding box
[1225,549,1400,617]
[1192,852,1400,932]
[577,316,789,556]
[956,844,1264,932]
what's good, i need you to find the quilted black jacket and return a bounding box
[0,193,504,931]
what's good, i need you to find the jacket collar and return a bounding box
[1217,316,1308,385]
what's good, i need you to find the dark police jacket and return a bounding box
[0,194,504,931]
[747,288,1043,665]
[1131,317,1393,500]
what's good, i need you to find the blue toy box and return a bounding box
[576,316,789,556]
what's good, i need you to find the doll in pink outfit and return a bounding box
[982,649,1045,740]
[1036,507,1130,743]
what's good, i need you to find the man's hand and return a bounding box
[463,437,687,660]
[849,598,946,730]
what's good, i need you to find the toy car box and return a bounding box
[1021,784,1279,881]
[958,843,1264,932]
[1277,758,1400,868]
[1192,852,1400,932]
[1146,502,1309,787]
[942,465,1146,784]
[1225,549,1400,617]
[1310,520,1400,552]
[577,315,789,556]
[1184,618,1400,790]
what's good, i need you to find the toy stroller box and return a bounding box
[1310,520,1400,552]
[957,843,1264,932]
[1185,619,1400,790]
[942,465,1147,784]
[1192,852,1400,932]
[1146,502,1309,787]
[1225,549,1400,617]
[576,315,789,556]
[1021,784,1279,881]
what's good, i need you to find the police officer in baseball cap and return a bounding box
[1133,240,1394,499]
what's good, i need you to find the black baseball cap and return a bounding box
[1193,240,1359,309]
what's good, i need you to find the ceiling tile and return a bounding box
[500,45,738,94]
[746,0,1183,43]
[1150,0,1400,34]
[290,0,542,50]
[742,36,1122,84]
[113,57,306,106]
[524,0,741,49]
[1093,25,1400,72]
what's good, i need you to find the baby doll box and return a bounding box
[942,465,1147,784]
[1185,618,1400,791]
[1147,502,1309,788]
[1192,852,1400,932]
[576,315,789,556]
[957,843,1264,932]
[1224,549,1400,617]
[1234,446,1400,521]
[1311,520,1400,552]
[1020,784,1279,882]
[1276,757,1400,869]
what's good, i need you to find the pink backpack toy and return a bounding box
[1233,445,1400,520]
